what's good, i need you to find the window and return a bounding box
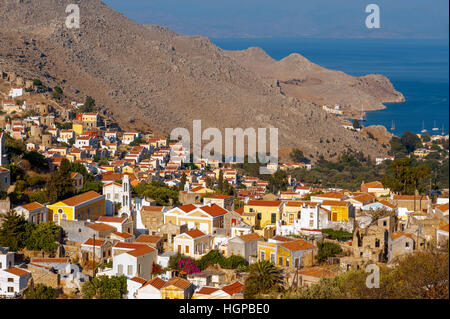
[178,245,181,252]
[375,239,380,247]
[310,220,314,227]
[53,213,59,223]
[270,253,275,264]
[310,212,314,219]
[286,259,289,267]
[127,265,133,275]
[405,242,409,248]
[7,278,14,283]
[260,251,265,261]
[61,213,67,221]
[138,264,142,275]
[289,214,294,224]
[383,221,387,226]
[271,213,276,224]
[185,245,189,254]
[257,213,261,220]
[279,257,283,266]
[8,287,14,293]
[117,264,123,275]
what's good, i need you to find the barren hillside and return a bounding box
[0,0,397,161]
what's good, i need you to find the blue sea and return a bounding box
[211,38,449,136]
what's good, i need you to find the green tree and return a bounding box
[78,96,96,113]
[24,284,58,299]
[52,86,63,100]
[289,148,309,163]
[382,157,430,195]
[82,275,127,299]
[25,222,60,253]
[316,242,342,263]
[0,211,29,251]
[244,260,284,298]
[179,173,187,191]
[352,119,362,129]
[401,131,422,154]
[46,159,75,203]
[268,170,288,193]
[218,170,224,192]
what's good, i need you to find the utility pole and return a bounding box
[92,234,96,278]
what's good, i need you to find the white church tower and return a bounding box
[120,174,132,217]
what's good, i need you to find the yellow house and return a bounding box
[257,238,315,268]
[320,200,353,222]
[164,204,227,235]
[122,165,135,174]
[161,277,194,299]
[283,201,319,225]
[244,200,283,230]
[82,113,99,128]
[46,190,106,225]
[72,123,84,135]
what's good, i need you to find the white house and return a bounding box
[0,247,14,270]
[113,242,156,281]
[136,277,166,299]
[126,277,147,299]
[0,267,31,298]
[13,202,48,224]
[103,174,132,217]
[9,88,23,98]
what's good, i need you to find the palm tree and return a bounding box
[244,260,284,298]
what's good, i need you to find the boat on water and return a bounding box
[432,121,439,131]
[421,121,428,133]
[390,120,395,131]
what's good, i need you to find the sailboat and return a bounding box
[442,124,446,136]
[432,121,439,131]
[390,120,395,131]
[421,121,428,133]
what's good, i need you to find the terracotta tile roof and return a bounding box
[315,192,345,199]
[271,235,295,242]
[30,258,69,264]
[439,224,449,232]
[247,200,282,207]
[136,234,162,244]
[437,203,449,212]
[113,242,147,250]
[185,229,206,239]
[113,232,134,239]
[298,267,336,278]
[201,204,228,217]
[88,223,116,232]
[286,201,318,207]
[129,277,147,285]
[196,287,220,295]
[83,238,105,247]
[239,233,263,242]
[141,206,164,212]
[163,277,191,290]
[127,245,155,257]
[280,239,314,251]
[234,207,244,215]
[4,267,29,277]
[390,232,413,240]
[221,281,245,295]
[177,204,197,213]
[363,181,384,189]
[378,200,396,209]
[210,195,232,199]
[352,194,376,203]
[393,195,429,201]
[321,200,348,207]
[60,191,103,207]
[143,277,167,290]
[20,202,44,211]
[190,186,206,192]
[97,216,127,223]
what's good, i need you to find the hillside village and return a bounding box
[0,71,448,299]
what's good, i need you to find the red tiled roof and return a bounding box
[177,204,197,213]
[247,200,282,207]
[196,287,220,295]
[129,277,147,285]
[83,238,105,247]
[127,245,155,257]
[60,191,103,207]
[201,204,228,217]
[4,267,29,277]
[97,216,127,223]
[136,234,162,244]
[280,239,314,251]
[185,229,206,239]
[20,202,44,211]
[143,277,167,290]
[222,281,245,296]
[87,223,116,232]
[239,233,262,242]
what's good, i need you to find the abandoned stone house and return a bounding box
[352,216,396,262]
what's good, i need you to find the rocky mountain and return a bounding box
[0,0,398,161]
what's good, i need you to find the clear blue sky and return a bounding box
[103,0,449,38]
